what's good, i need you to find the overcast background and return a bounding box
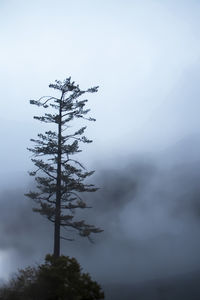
[1,0,200,298]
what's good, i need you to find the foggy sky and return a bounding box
[1,0,200,294]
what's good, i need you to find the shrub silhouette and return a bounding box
[0,255,104,300]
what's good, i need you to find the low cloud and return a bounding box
[1,138,200,284]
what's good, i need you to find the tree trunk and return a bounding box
[54,98,62,258]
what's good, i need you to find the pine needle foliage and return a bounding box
[26,77,102,257]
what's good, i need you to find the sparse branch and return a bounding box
[30,96,60,107]
[62,159,85,169]
[38,167,57,180]
[38,96,60,102]
[60,236,74,241]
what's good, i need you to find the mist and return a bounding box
[1,144,200,283]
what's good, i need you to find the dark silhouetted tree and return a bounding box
[26,77,102,258]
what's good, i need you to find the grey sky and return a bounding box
[1,0,200,292]
[1,0,200,157]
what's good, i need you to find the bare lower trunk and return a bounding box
[54,216,60,258]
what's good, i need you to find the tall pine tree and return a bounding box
[26,77,102,258]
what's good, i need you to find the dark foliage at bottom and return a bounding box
[0,255,104,300]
